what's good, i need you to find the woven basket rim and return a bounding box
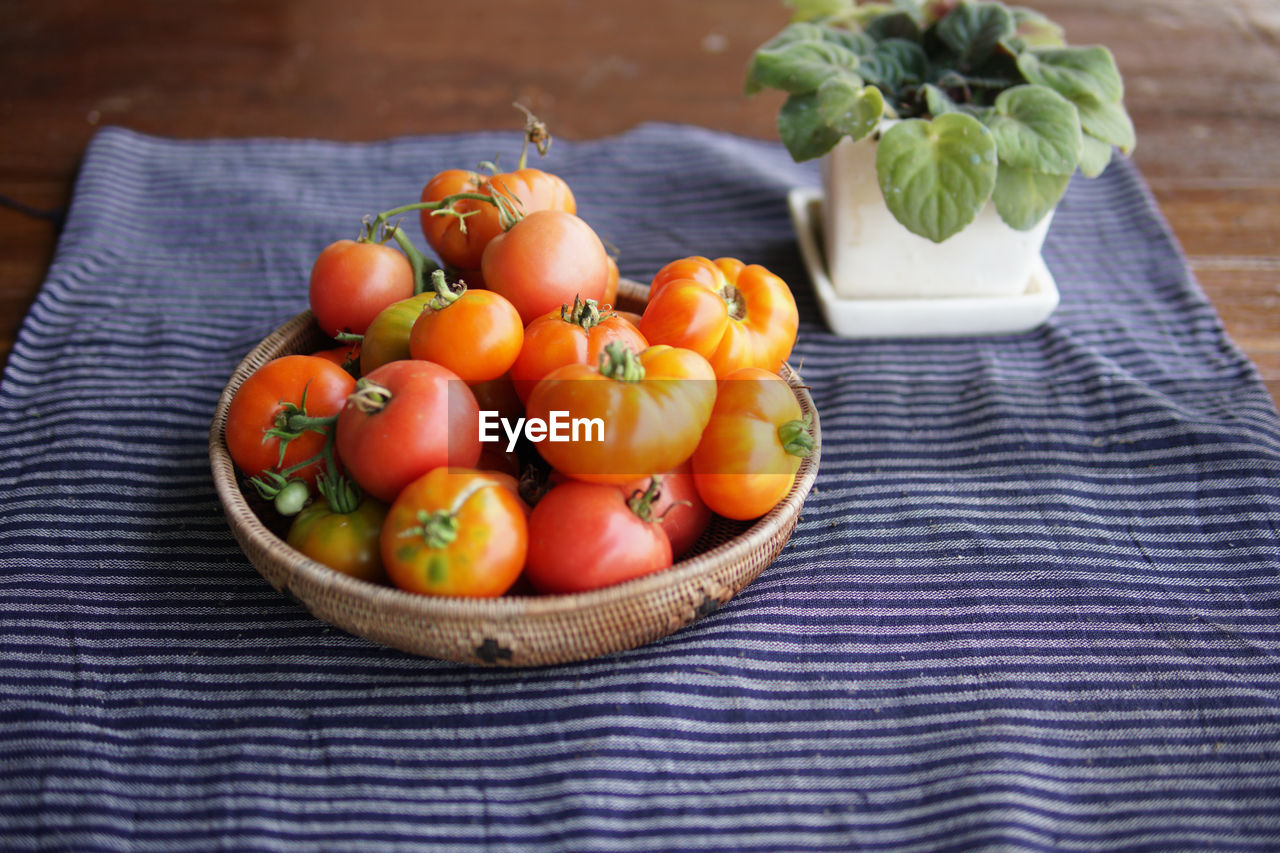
[209,280,820,631]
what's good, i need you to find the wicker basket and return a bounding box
[209,281,820,667]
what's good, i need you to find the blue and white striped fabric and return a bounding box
[2,124,1279,850]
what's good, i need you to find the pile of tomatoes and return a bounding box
[225,119,812,599]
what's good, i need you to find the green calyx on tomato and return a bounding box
[287,470,388,584]
[346,378,393,415]
[778,415,816,459]
[402,509,460,550]
[599,341,645,382]
[562,295,608,330]
[426,268,464,311]
[243,380,344,503]
[394,476,493,549]
[625,475,689,525]
[262,383,338,464]
[316,469,363,515]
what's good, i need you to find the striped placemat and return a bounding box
[1,124,1279,850]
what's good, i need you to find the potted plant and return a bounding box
[746,0,1135,303]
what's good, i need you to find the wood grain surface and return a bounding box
[2,0,1277,402]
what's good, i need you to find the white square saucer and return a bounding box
[787,188,1060,338]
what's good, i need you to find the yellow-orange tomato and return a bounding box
[525,343,716,485]
[691,367,816,520]
[638,257,798,378]
[287,496,389,585]
[381,468,527,597]
[359,292,434,375]
[408,277,524,385]
[509,297,647,403]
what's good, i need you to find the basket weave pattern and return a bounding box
[209,284,820,666]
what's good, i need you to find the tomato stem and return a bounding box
[514,101,551,171]
[427,269,464,311]
[486,177,525,231]
[399,480,491,549]
[626,476,664,523]
[778,415,816,458]
[599,341,645,382]
[383,224,439,296]
[370,193,494,225]
[561,295,607,330]
[317,470,363,515]
[406,509,459,549]
[348,379,392,415]
[719,285,747,322]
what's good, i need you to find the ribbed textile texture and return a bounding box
[2,125,1279,851]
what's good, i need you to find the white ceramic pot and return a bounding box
[820,131,1054,300]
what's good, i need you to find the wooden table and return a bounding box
[3,0,1277,402]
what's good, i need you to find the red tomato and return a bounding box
[419,168,576,272]
[312,341,361,375]
[524,480,672,594]
[309,239,415,338]
[618,462,711,558]
[692,367,816,520]
[525,343,716,485]
[335,360,482,503]
[481,210,611,325]
[509,297,648,403]
[381,468,527,597]
[639,256,799,378]
[408,276,524,385]
[225,355,356,485]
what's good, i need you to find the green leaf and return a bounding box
[935,2,1016,69]
[875,113,999,242]
[823,27,876,54]
[865,11,923,42]
[991,163,1070,230]
[817,78,886,139]
[745,22,826,94]
[860,38,929,92]
[747,39,860,95]
[923,82,959,116]
[985,84,1082,175]
[1016,45,1124,104]
[1010,7,1065,47]
[1075,95,1135,154]
[1078,133,1113,178]
[778,92,844,161]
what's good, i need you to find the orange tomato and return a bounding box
[419,168,576,273]
[638,256,798,378]
[602,255,620,308]
[525,343,716,485]
[691,367,816,520]
[381,468,527,597]
[408,273,524,385]
[509,297,648,403]
[481,209,611,325]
